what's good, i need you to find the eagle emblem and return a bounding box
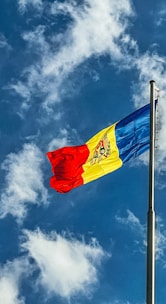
[90,133,110,165]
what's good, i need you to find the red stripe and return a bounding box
[47,145,89,193]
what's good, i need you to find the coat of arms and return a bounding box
[90,133,110,165]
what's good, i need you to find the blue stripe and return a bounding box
[115,104,150,163]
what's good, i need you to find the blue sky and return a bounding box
[0,0,166,303]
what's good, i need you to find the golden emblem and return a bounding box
[90,133,110,165]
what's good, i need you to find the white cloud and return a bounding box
[0,33,11,50]
[115,210,166,264]
[18,0,43,13]
[10,25,55,112]
[155,216,166,262]
[47,137,68,152]
[22,229,105,299]
[0,143,48,222]
[115,210,146,255]
[133,52,166,108]
[47,128,70,151]
[47,127,81,151]
[10,81,31,111]
[46,0,135,76]
[131,52,166,179]
[115,209,145,236]
[12,0,135,112]
[0,258,29,304]
[0,277,23,304]
[154,6,166,27]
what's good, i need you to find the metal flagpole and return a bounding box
[146,80,156,304]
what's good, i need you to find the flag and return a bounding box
[47,104,151,193]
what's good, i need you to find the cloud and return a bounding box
[0,143,48,222]
[10,25,54,112]
[115,209,145,237]
[131,52,166,179]
[0,258,29,304]
[46,0,135,75]
[47,128,70,151]
[9,81,31,111]
[115,210,166,264]
[11,0,135,112]
[133,52,166,108]
[154,6,166,27]
[155,216,166,262]
[22,229,105,299]
[18,0,43,13]
[0,33,12,70]
[0,33,11,50]
[47,127,81,151]
[115,210,146,255]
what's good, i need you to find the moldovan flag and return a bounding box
[47,104,150,193]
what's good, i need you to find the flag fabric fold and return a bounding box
[47,103,151,193]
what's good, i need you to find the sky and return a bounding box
[0,0,166,303]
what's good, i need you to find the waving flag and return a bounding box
[47,104,151,193]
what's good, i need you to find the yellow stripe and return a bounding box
[82,123,122,184]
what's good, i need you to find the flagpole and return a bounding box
[146,80,156,304]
